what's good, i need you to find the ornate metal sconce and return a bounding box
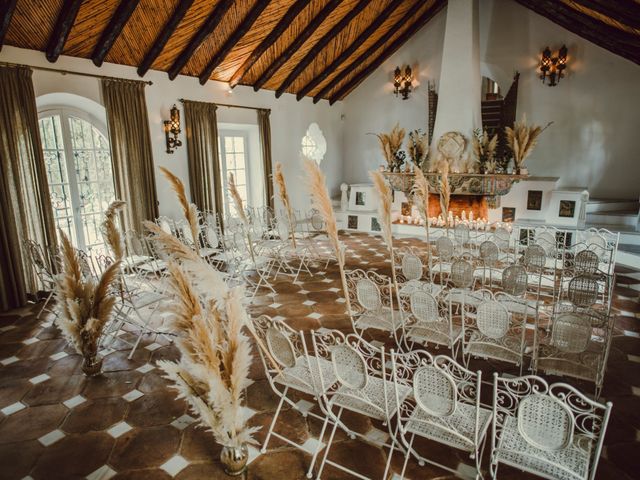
[393,65,413,99]
[164,104,182,154]
[539,45,568,86]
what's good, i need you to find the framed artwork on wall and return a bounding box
[371,217,381,232]
[527,190,543,210]
[348,215,358,229]
[559,200,576,218]
[355,192,365,206]
[502,207,516,223]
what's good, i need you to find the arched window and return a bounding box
[38,108,116,253]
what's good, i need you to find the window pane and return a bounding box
[233,137,244,152]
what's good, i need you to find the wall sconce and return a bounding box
[164,104,182,154]
[539,45,568,86]
[393,65,413,99]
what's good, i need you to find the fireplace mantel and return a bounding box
[383,171,528,208]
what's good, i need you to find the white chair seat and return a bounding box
[136,259,167,273]
[495,416,590,480]
[274,356,335,396]
[407,321,462,348]
[331,376,411,421]
[399,280,443,297]
[465,332,523,365]
[406,401,492,452]
[354,309,400,332]
[199,247,219,258]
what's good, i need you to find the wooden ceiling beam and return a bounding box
[329,0,445,105]
[46,0,84,63]
[274,0,371,98]
[515,0,640,64]
[91,0,140,67]
[0,0,17,52]
[313,0,430,103]
[253,0,341,92]
[228,0,311,89]
[297,0,403,101]
[569,0,640,30]
[167,0,233,80]
[137,0,194,77]
[198,1,269,85]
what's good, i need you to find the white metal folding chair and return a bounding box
[490,374,612,480]
[393,354,492,480]
[250,316,342,463]
[345,269,401,338]
[311,334,414,480]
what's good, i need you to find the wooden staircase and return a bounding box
[480,72,520,165]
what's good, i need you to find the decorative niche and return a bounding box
[301,122,327,164]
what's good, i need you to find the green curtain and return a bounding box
[182,100,223,221]
[0,66,58,311]
[257,108,274,210]
[102,78,158,232]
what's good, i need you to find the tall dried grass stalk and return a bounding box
[157,261,259,448]
[160,167,200,255]
[274,162,296,248]
[505,116,553,171]
[102,200,126,260]
[228,173,255,262]
[303,157,349,310]
[370,170,399,294]
[412,168,432,268]
[438,161,451,228]
[54,229,121,374]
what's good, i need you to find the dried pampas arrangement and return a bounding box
[374,123,406,171]
[407,129,429,169]
[274,162,296,248]
[471,128,498,174]
[303,157,349,310]
[505,116,553,173]
[370,170,399,293]
[102,200,126,260]
[159,167,200,255]
[54,229,122,375]
[157,262,259,450]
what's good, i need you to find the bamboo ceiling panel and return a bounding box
[4,0,63,50]
[4,0,636,101]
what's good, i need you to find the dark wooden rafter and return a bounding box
[137,0,194,77]
[228,0,311,89]
[198,1,269,85]
[252,0,341,92]
[167,0,233,80]
[297,0,403,101]
[274,0,371,98]
[329,0,446,105]
[0,0,17,52]
[91,0,140,67]
[46,0,84,62]
[515,0,640,64]
[568,0,640,30]
[312,0,427,103]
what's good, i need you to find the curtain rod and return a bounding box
[0,61,153,85]
[179,98,270,112]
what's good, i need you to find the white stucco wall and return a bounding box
[342,0,640,199]
[0,46,345,219]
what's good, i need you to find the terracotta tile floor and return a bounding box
[1,232,639,479]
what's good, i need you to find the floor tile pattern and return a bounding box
[0,232,638,479]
